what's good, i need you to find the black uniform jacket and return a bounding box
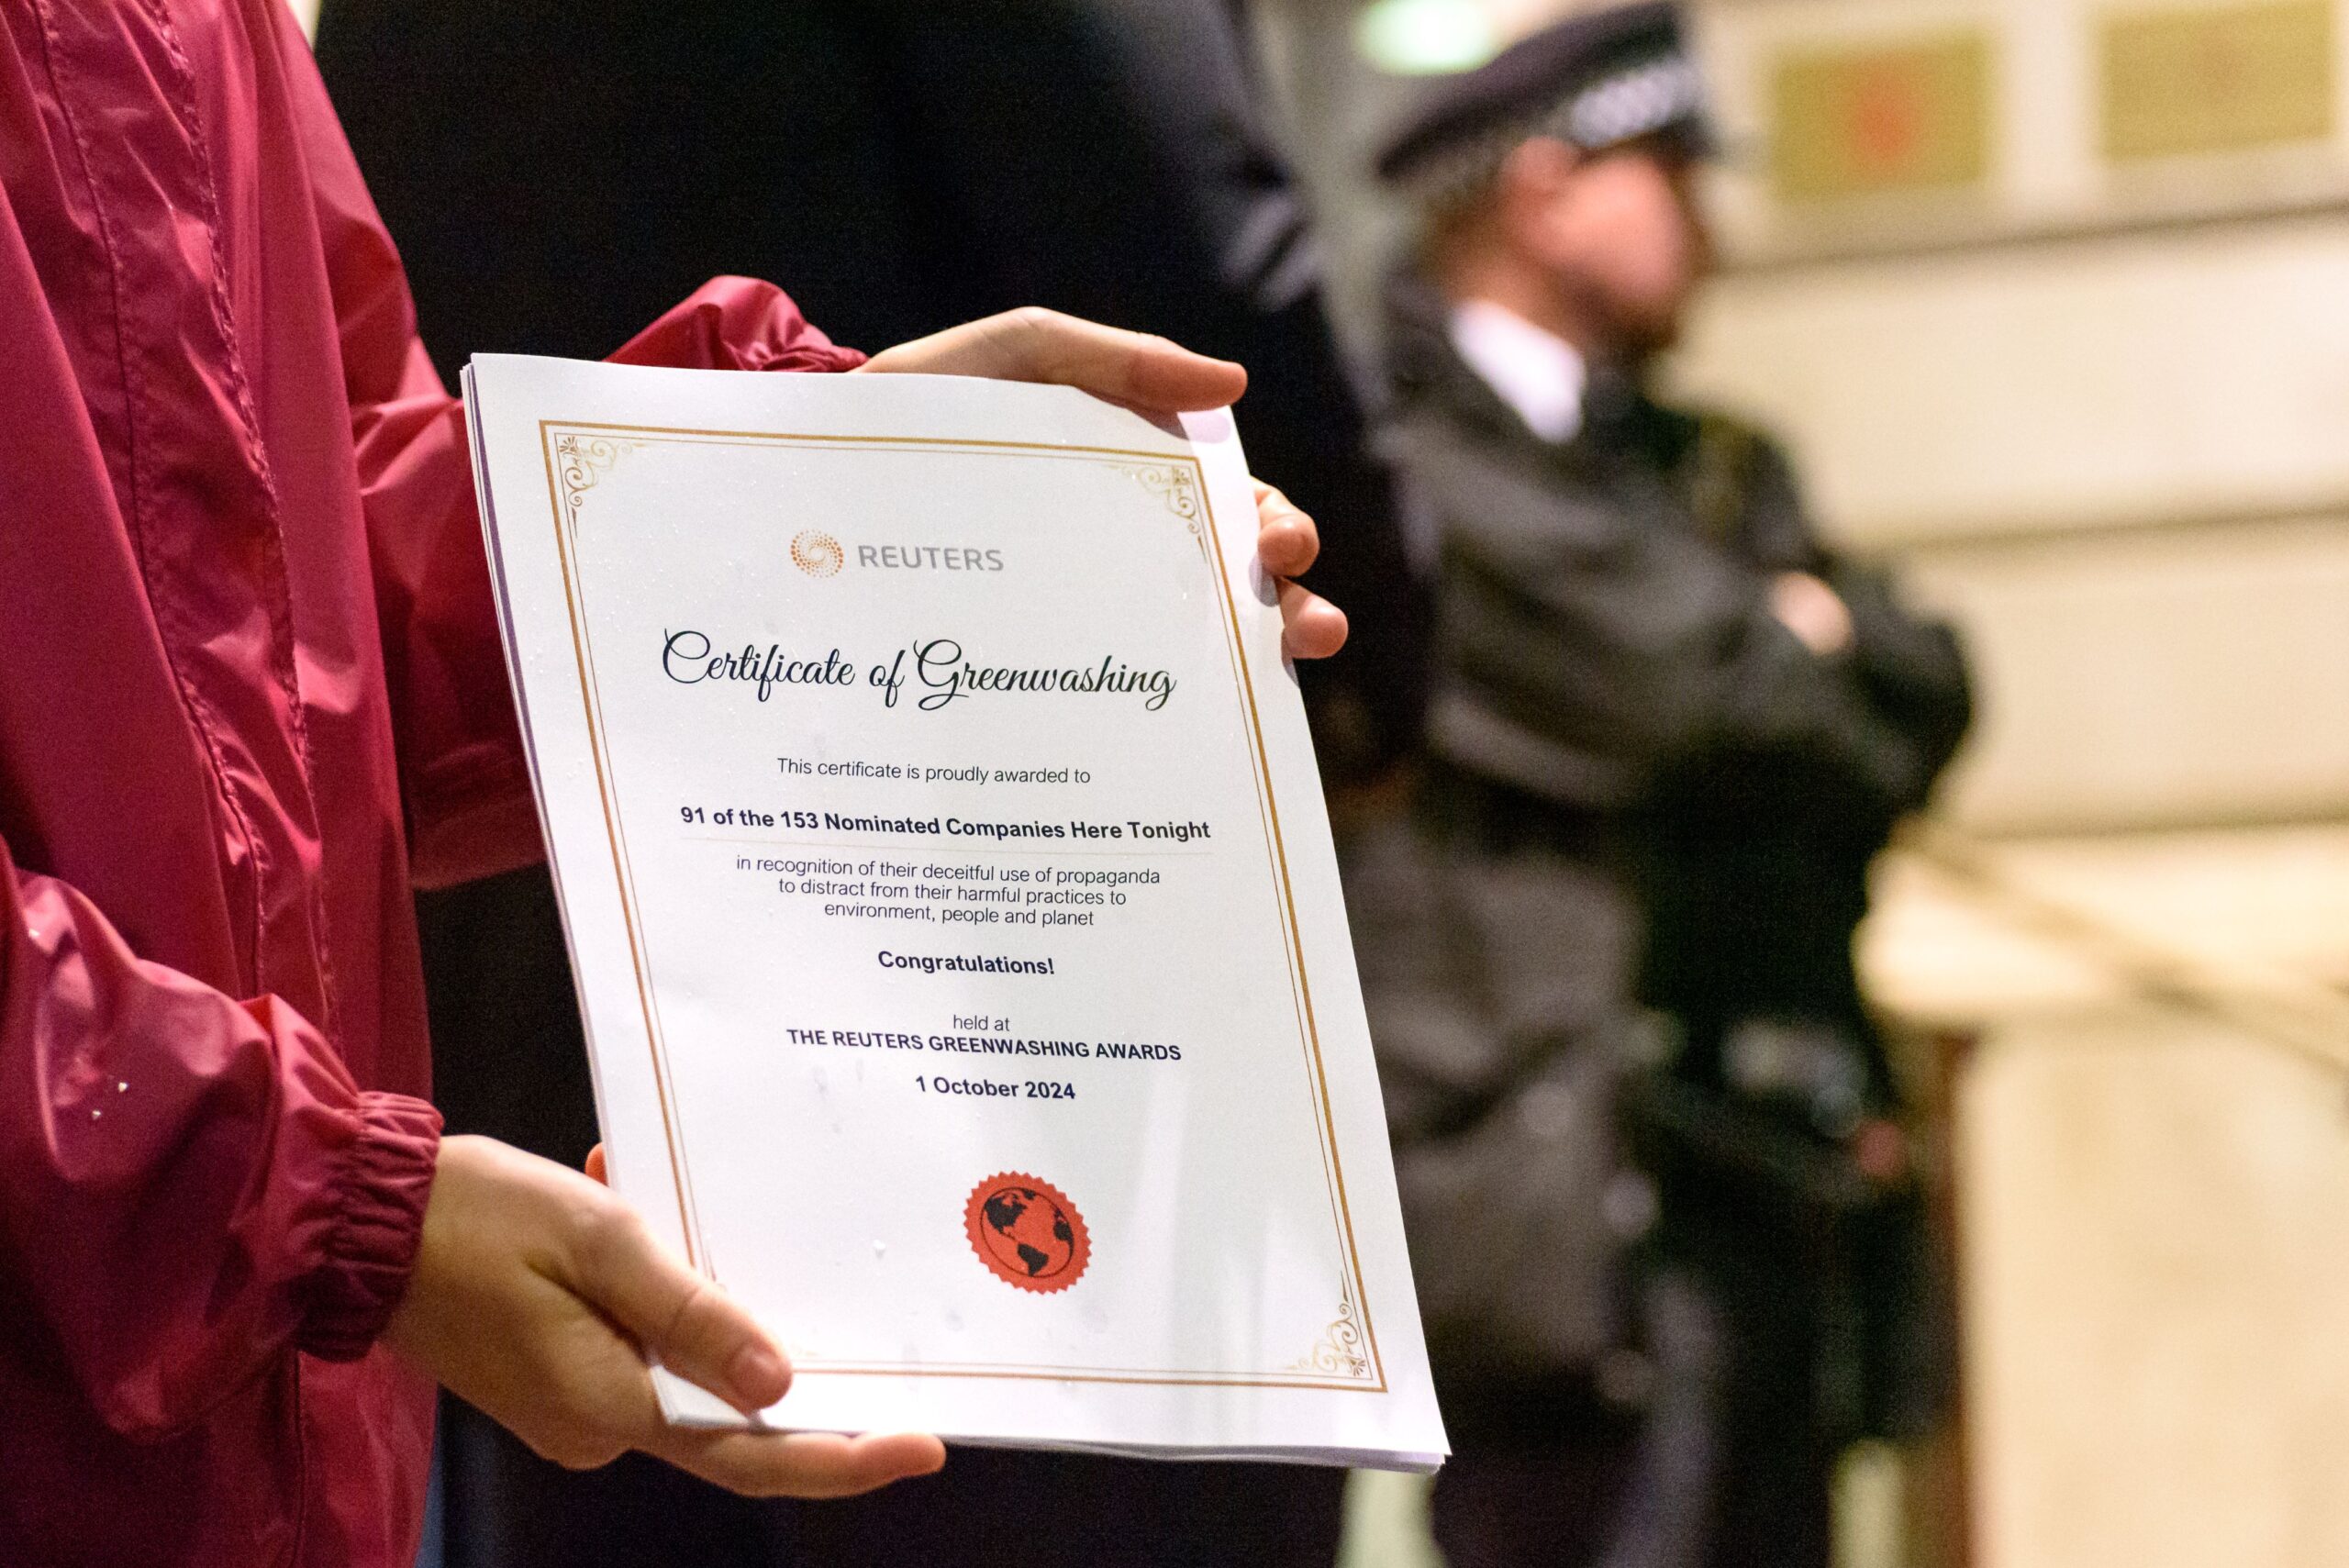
[1346,277,1968,1420]
[1378,272,1970,1037]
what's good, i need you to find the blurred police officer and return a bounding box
[1353,6,1972,1564]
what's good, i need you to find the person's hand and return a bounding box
[858,309,1346,662]
[1769,571,1854,658]
[384,1135,945,1497]
[1252,477,1347,661]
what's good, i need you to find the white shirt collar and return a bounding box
[1445,298,1588,445]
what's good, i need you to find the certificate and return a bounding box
[464,355,1444,1469]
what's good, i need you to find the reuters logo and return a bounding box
[790,529,845,579]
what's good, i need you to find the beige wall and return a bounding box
[1958,1010,2349,1568]
[1672,5,2349,1566]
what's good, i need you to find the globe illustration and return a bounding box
[977,1185,1078,1282]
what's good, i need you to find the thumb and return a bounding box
[566,1200,792,1416]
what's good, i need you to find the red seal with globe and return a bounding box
[965,1173,1090,1294]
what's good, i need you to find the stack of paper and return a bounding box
[464,355,1444,1469]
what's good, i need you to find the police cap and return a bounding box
[1374,3,1711,202]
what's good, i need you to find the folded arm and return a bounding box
[1413,423,1956,815]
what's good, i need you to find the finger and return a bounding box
[1252,483,1319,579]
[1005,311,1246,413]
[864,309,1246,413]
[1278,581,1348,662]
[649,1428,949,1500]
[564,1200,792,1414]
[584,1145,607,1185]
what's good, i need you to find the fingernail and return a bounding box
[729,1343,789,1407]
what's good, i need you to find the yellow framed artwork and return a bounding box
[1770,31,1995,203]
[2100,0,2335,161]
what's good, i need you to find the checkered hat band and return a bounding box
[1563,53,1704,150]
[1397,49,1704,212]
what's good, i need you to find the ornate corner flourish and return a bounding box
[1290,1298,1375,1381]
[1113,461,1209,560]
[552,431,644,528]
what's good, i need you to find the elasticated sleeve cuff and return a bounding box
[298,1092,443,1362]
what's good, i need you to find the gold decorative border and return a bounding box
[539,418,1384,1391]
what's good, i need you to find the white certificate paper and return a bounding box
[464,355,1444,1470]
